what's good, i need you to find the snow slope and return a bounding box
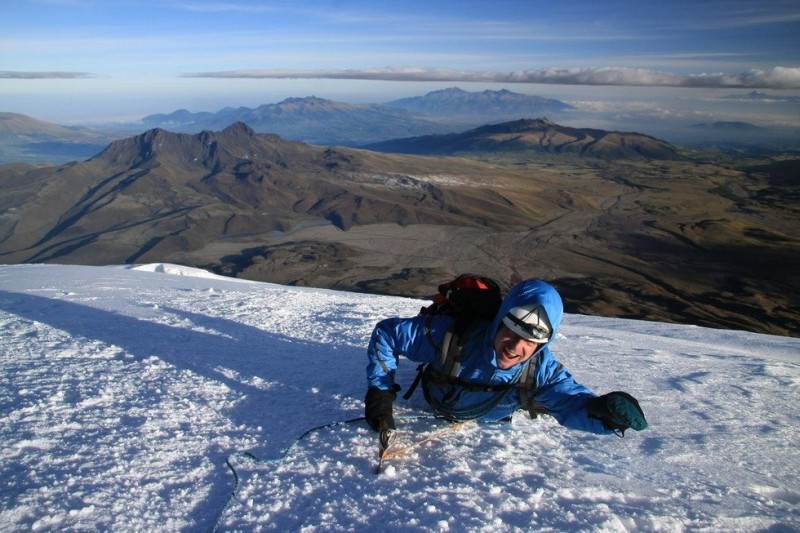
[0,264,798,532]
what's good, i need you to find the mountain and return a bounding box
[0,121,559,261]
[1,263,798,531]
[141,96,451,145]
[384,87,573,120]
[2,89,575,164]
[139,107,218,129]
[0,112,117,164]
[138,89,574,145]
[366,118,683,160]
[722,90,800,102]
[1,124,798,337]
[5,88,797,166]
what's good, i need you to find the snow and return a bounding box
[0,263,798,532]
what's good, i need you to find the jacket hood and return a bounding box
[490,279,563,353]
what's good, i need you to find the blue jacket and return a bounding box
[367,279,609,434]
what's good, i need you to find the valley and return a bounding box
[2,122,795,336]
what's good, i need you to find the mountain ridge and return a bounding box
[134,89,575,146]
[5,86,800,165]
[140,96,451,145]
[2,88,575,163]
[1,124,797,337]
[384,87,574,118]
[365,118,683,160]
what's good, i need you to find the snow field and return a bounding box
[0,264,798,532]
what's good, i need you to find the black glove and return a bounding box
[585,391,648,434]
[364,386,398,432]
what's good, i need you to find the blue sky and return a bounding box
[1,0,799,125]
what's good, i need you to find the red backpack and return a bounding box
[403,274,503,401]
[419,273,503,321]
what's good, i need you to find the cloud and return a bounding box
[0,71,95,79]
[183,66,800,90]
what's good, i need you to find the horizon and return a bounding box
[2,1,800,131]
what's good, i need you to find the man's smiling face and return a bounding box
[493,324,540,369]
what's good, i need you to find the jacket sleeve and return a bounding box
[366,316,444,390]
[533,356,611,435]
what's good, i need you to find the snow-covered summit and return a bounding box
[1,264,797,531]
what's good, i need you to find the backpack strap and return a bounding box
[440,315,471,377]
[402,315,468,401]
[404,316,563,421]
[419,351,534,421]
[518,360,563,418]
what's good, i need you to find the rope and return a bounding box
[209,414,448,532]
[210,416,365,533]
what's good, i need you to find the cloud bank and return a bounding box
[183,66,800,90]
[0,71,95,79]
